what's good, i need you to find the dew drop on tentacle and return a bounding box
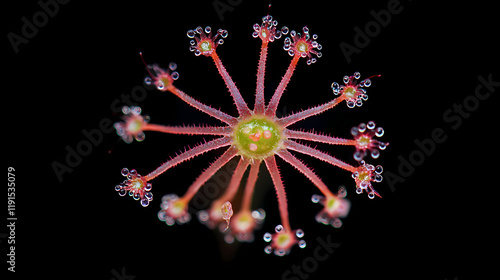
[311,194,322,203]
[331,218,342,228]
[375,127,384,137]
[275,224,284,233]
[263,232,272,242]
[363,79,372,87]
[134,131,145,142]
[171,72,179,80]
[121,168,129,177]
[281,26,289,35]
[367,121,376,130]
[264,245,273,254]
[140,198,150,207]
[338,185,347,198]
[358,123,366,133]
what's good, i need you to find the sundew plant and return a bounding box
[113,9,388,256]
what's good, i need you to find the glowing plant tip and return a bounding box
[283,26,322,65]
[225,209,266,243]
[115,168,153,207]
[351,121,389,161]
[331,72,381,108]
[312,186,351,227]
[264,225,306,256]
[141,53,179,91]
[252,14,289,43]
[113,106,150,144]
[221,201,233,232]
[114,7,390,256]
[187,26,228,57]
[158,194,191,226]
[352,161,384,199]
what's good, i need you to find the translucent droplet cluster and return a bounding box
[311,186,350,228]
[263,225,306,256]
[187,26,228,57]
[144,62,179,91]
[158,194,191,226]
[283,26,322,65]
[113,106,149,144]
[352,161,384,199]
[252,14,289,43]
[351,121,389,161]
[115,168,153,207]
[331,72,377,108]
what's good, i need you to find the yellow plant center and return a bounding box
[200,41,211,52]
[358,136,371,148]
[159,76,170,88]
[171,200,186,216]
[235,213,252,231]
[344,86,357,99]
[127,119,143,134]
[233,116,283,159]
[297,41,308,53]
[277,233,290,245]
[327,196,336,209]
[131,178,144,190]
[358,171,369,182]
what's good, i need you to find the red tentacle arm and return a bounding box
[144,137,232,181]
[284,129,356,146]
[265,55,300,117]
[283,140,357,173]
[277,96,346,127]
[211,52,252,118]
[254,42,268,114]
[143,123,232,136]
[276,149,334,198]
[264,156,292,233]
[168,86,238,126]
[180,146,239,203]
[241,160,261,211]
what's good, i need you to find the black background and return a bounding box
[5,0,498,279]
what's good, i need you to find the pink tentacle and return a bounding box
[276,149,334,198]
[264,156,292,233]
[144,137,232,181]
[284,140,357,173]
